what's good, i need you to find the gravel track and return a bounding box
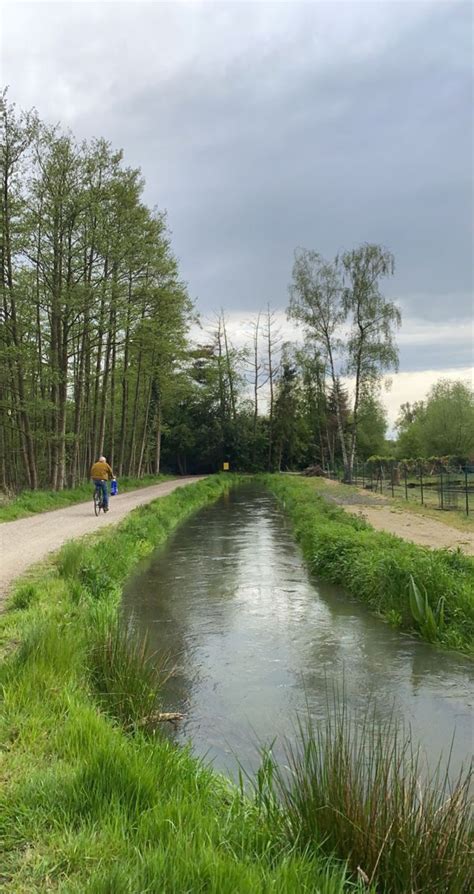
[0,477,206,606]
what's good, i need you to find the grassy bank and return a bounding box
[262,475,474,654]
[0,475,361,893]
[0,474,174,522]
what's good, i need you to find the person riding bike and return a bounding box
[90,456,115,512]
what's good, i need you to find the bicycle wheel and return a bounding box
[93,489,101,516]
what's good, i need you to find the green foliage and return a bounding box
[355,392,388,459]
[0,93,192,492]
[252,700,473,893]
[87,610,170,732]
[408,575,445,642]
[263,475,474,653]
[396,380,474,460]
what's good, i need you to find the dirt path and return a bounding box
[0,477,206,604]
[343,505,474,554]
[318,480,474,555]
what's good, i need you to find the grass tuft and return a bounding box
[251,699,473,893]
[87,610,171,732]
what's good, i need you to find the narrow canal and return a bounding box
[122,484,473,780]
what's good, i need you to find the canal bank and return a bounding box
[0,475,363,894]
[122,483,473,782]
[0,475,471,892]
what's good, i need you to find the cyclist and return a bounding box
[90,455,115,512]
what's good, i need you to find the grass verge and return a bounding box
[0,474,362,893]
[262,474,474,654]
[0,473,174,522]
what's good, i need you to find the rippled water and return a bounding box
[122,484,474,779]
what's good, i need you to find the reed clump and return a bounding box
[87,611,171,732]
[252,703,473,893]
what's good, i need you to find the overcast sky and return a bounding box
[1,0,473,425]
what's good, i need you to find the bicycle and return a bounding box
[93,482,106,516]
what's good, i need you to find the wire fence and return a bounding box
[327,462,473,517]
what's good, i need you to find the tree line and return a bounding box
[1,92,191,491]
[3,95,470,492]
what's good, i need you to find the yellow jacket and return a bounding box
[90,461,114,481]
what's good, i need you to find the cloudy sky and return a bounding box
[1,0,472,426]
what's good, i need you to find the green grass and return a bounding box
[0,473,174,522]
[262,475,474,654]
[0,475,362,893]
[249,696,473,894]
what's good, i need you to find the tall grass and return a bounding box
[87,609,172,731]
[262,475,474,653]
[251,700,473,893]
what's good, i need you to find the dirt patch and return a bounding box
[0,477,206,607]
[320,484,474,554]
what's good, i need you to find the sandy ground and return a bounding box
[343,505,474,554]
[0,477,206,605]
[318,480,474,555]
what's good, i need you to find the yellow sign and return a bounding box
[223,462,230,471]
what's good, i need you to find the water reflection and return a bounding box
[122,485,474,780]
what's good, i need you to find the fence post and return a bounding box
[362,463,365,487]
[391,464,394,498]
[465,468,469,516]
[420,464,424,506]
[440,470,444,510]
[404,467,408,501]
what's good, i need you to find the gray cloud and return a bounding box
[2,0,473,371]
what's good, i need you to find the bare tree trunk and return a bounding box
[97,299,114,457]
[109,326,117,470]
[118,273,132,476]
[137,372,154,478]
[221,312,236,422]
[251,312,261,465]
[154,403,162,474]
[327,343,349,477]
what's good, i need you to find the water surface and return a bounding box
[122,484,473,779]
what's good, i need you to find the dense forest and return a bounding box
[1,94,473,492]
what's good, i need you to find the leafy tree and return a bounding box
[355,391,388,459]
[288,244,400,481]
[420,380,473,457]
[342,244,400,477]
[1,93,192,490]
[288,249,349,472]
[395,381,474,460]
